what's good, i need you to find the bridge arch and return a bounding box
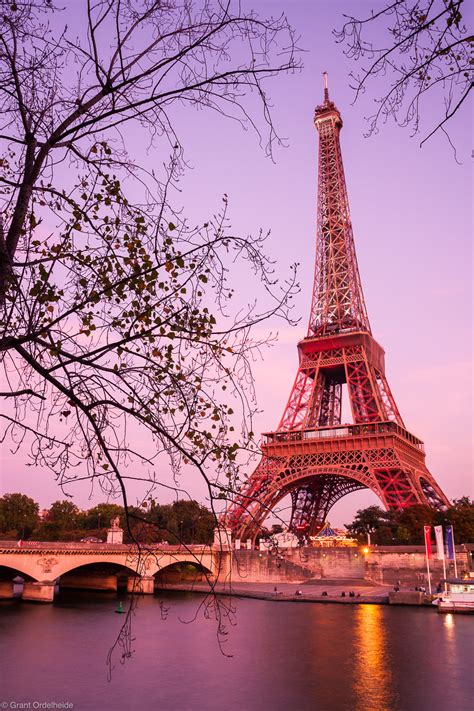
[0,544,225,592]
[55,558,140,580]
[0,563,38,582]
[154,560,213,585]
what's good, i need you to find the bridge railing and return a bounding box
[0,541,215,551]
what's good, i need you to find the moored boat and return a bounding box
[433,578,474,614]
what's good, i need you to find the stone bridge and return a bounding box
[0,535,232,602]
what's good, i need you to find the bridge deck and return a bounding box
[0,542,211,553]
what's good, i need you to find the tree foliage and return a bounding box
[80,503,125,531]
[346,498,474,544]
[335,0,473,146]
[33,499,80,539]
[0,492,39,537]
[130,498,215,543]
[445,497,474,543]
[345,505,388,536]
[0,492,215,543]
[0,1,300,528]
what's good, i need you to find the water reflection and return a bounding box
[443,613,454,630]
[441,612,460,679]
[442,611,461,659]
[353,604,395,711]
[1,596,472,711]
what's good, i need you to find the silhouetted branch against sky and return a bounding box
[335,0,473,148]
[0,0,302,525]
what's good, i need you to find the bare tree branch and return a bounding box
[335,0,473,147]
[0,1,301,524]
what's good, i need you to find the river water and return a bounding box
[1,591,472,711]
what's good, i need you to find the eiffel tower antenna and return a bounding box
[323,70,329,103]
[225,85,449,541]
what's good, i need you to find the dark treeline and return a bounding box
[0,494,215,545]
[345,499,474,545]
[1,493,472,545]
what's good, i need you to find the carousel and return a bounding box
[309,521,357,547]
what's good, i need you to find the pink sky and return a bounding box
[1,1,472,526]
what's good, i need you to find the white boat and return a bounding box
[433,578,474,614]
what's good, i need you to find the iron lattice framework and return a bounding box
[225,76,449,541]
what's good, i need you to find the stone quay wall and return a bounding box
[231,547,472,587]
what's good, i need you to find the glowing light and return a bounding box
[363,547,369,555]
[444,613,454,627]
[354,605,392,709]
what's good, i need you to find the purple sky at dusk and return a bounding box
[1,1,472,526]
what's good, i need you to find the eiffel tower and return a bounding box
[226,74,449,541]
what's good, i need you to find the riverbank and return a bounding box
[3,578,439,607]
[159,579,395,604]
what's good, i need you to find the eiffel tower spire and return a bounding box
[323,70,329,104]
[225,80,449,541]
[309,72,370,337]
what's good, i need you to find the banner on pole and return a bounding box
[434,525,445,560]
[445,526,455,560]
[424,526,432,559]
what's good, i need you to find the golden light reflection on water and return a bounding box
[443,613,454,630]
[442,612,459,667]
[353,604,394,711]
